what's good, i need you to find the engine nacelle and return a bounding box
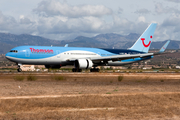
[45,65,61,69]
[75,59,93,69]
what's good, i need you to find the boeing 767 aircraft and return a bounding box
[5,23,170,72]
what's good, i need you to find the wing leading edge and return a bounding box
[90,53,153,62]
[66,53,154,62]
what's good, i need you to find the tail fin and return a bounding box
[129,23,157,53]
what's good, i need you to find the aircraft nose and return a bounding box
[5,53,10,59]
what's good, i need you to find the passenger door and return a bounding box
[25,49,30,57]
[56,50,61,58]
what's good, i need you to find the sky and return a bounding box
[0,0,180,41]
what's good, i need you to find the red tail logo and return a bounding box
[141,36,152,47]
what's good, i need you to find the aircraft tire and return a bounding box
[72,68,76,72]
[90,68,100,72]
[72,68,82,72]
[17,68,22,72]
[78,69,82,72]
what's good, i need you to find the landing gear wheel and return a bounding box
[72,68,82,72]
[17,68,22,72]
[90,68,100,72]
[78,69,82,72]
[72,68,75,72]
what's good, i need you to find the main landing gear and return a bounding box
[72,67,100,72]
[72,68,82,72]
[90,68,100,72]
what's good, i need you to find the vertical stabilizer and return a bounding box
[129,23,157,53]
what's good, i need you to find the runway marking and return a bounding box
[1,92,180,100]
[49,107,116,112]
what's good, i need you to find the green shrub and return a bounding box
[53,75,66,81]
[118,75,123,82]
[145,76,150,80]
[136,80,142,82]
[27,75,37,81]
[13,76,25,81]
[48,68,52,72]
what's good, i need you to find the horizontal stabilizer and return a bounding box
[153,40,170,55]
[158,40,170,53]
[64,44,68,47]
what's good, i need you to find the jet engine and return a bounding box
[74,59,93,69]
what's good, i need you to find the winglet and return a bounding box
[158,40,170,54]
[64,44,68,47]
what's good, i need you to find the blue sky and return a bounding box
[0,0,180,41]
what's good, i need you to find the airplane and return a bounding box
[5,23,170,72]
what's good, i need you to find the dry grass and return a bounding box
[0,73,178,82]
[13,76,25,81]
[1,93,180,119]
[27,74,37,81]
[118,75,123,82]
[52,75,66,81]
[0,73,180,119]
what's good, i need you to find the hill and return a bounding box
[0,33,179,54]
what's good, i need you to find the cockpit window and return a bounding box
[10,50,18,53]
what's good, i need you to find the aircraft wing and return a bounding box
[66,41,170,62]
[66,53,154,62]
[91,53,153,62]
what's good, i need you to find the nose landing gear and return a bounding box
[17,63,22,72]
[17,67,22,72]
